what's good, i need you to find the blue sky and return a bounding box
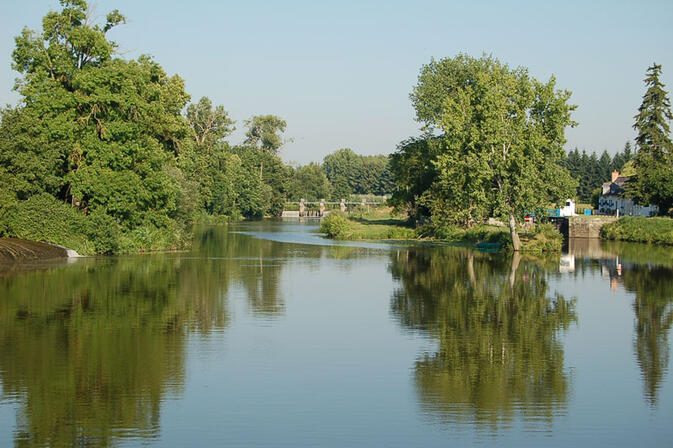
[1,0,672,164]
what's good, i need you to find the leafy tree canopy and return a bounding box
[244,115,288,155]
[410,54,577,249]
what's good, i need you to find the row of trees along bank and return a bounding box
[0,1,393,254]
[389,55,673,250]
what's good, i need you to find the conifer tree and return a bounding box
[632,64,673,215]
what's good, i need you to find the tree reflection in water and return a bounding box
[389,247,576,432]
[622,265,673,405]
[570,239,673,407]
[0,226,298,446]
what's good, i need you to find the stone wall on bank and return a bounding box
[568,216,618,239]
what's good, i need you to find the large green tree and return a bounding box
[3,0,190,231]
[411,55,577,249]
[631,64,673,215]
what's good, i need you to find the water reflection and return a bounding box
[0,225,298,446]
[0,258,194,446]
[626,264,673,405]
[1,223,671,445]
[562,239,673,405]
[390,247,576,432]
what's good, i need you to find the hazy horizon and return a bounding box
[2,0,672,164]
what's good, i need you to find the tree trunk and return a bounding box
[467,254,476,288]
[259,161,264,182]
[508,212,521,251]
[509,251,521,290]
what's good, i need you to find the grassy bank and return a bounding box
[601,216,673,245]
[319,210,563,253]
[0,193,190,255]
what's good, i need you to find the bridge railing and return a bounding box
[282,199,386,217]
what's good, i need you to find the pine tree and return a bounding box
[634,64,673,158]
[623,141,633,163]
[632,64,673,215]
[598,150,612,183]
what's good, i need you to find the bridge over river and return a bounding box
[281,198,385,218]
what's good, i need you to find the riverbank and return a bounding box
[0,238,69,262]
[0,193,199,255]
[319,210,563,253]
[601,216,673,245]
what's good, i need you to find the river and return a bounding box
[0,220,671,447]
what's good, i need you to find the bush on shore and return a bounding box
[0,193,189,255]
[602,216,673,245]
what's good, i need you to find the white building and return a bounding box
[599,170,658,217]
[559,199,576,217]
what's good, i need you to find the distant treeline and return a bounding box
[561,142,635,203]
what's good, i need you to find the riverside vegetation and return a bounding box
[2,2,672,255]
[319,209,563,253]
[602,216,673,245]
[0,1,394,255]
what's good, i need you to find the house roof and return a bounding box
[602,176,630,196]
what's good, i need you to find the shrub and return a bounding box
[319,212,353,240]
[602,216,673,245]
[83,209,121,254]
[1,193,94,254]
[521,223,563,253]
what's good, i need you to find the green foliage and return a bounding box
[407,54,576,249]
[288,163,331,201]
[602,216,673,245]
[0,193,93,254]
[322,148,394,198]
[233,145,291,217]
[562,143,635,202]
[186,96,235,149]
[591,187,602,209]
[630,64,673,215]
[319,212,353,239]
[524,223,564,253]
[0,2,306,253]
[0,193,189,255]
[82,208,121,254]
[320,211,418,241]
[389,137,439,221]
[244,115,287,155]
[0,106,64,199]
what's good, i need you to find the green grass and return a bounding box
[601,216,673,245]
[320,208,563,252]
[320,211,417,240]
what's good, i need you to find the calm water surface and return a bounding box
[0,220,671,447]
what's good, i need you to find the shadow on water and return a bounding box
[389,247,576,434]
